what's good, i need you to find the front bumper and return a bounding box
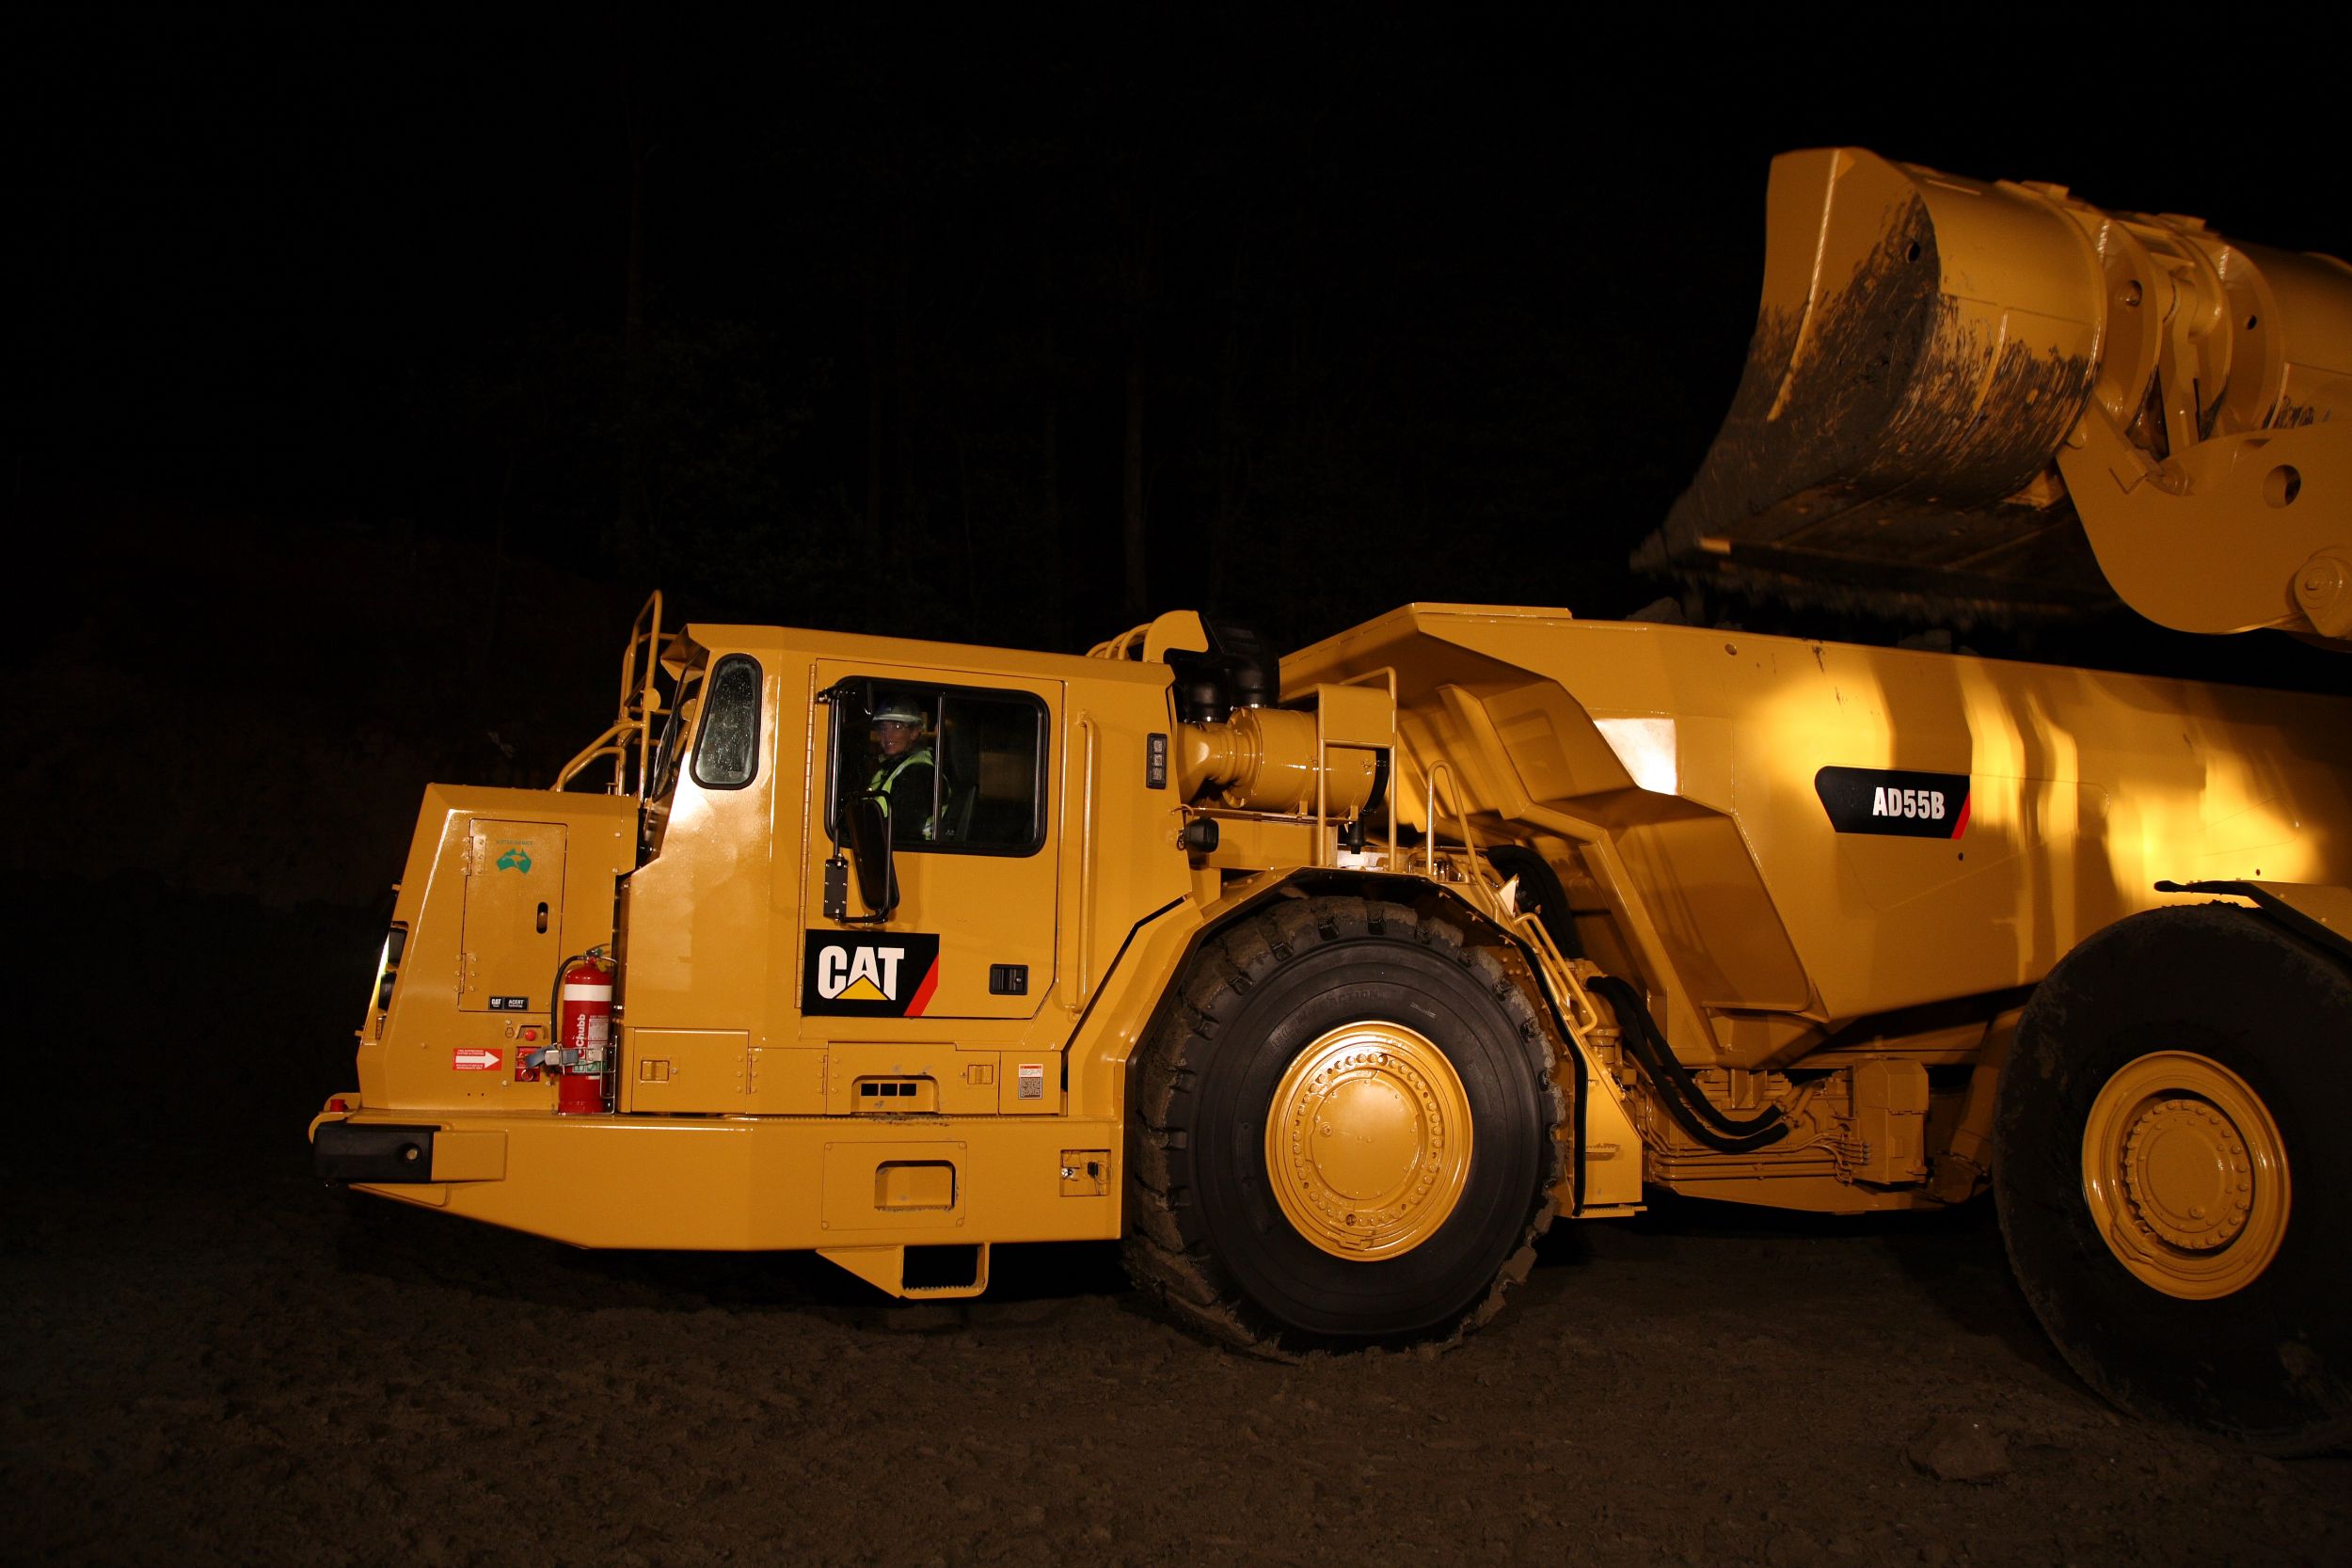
[307,1107,1118,1252]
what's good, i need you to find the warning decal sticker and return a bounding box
[1814,766,1971,839]
[802,931,945,1018]
[452,1048,503,1071]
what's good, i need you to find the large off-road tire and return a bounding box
[1996,905,2352,1454]
[1125,895,1564,1351]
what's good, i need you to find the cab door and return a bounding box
[800,664,1061,1028]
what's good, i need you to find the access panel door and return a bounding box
[458,818,566,1013]
[801,666,1061,1025]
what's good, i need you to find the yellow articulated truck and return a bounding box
[312,149,2352,1453]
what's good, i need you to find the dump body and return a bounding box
[1288,605,2352,1051]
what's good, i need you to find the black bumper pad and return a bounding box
[314,1121,440,1183]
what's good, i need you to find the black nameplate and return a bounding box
[1814,767,1971,839]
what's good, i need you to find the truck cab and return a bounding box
[320,599,1201,1292]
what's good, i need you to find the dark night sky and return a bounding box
[24,14,2346,611]
[12,12,2348,902]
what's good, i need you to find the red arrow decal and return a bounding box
[452,1048,503,1071]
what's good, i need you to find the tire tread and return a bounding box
[1123,895,1565,1353]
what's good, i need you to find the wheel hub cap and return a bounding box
[2122,1098,2250,1250]
[2081,1051,2290,1300]
[1265,1022,1473,1261]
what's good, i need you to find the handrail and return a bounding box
[1513,904,1603,1039]
[1313,698,1327,867]
[1070,714,1099,1012]
[1422,761,1481,877]
[555,592,664,795]
[1424,761,1445,875]
[624,591,664,798]
[1084,624,1151,660]
[556,721,630,792]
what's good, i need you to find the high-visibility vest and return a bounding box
[868,745,936,838]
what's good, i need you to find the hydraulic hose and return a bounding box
[1584,974,1788,1154]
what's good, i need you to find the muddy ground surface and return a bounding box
[8,886,2347,1566]
[10,1147,2349,1567]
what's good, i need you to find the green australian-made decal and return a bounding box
[496,846,533,873]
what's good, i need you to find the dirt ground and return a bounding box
[8,1141,2348,1568]
[7,885,2347,1566]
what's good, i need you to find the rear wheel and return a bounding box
[1997,905,2352,1453]
[1125,895,1563,1350]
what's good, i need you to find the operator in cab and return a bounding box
[867,694,938,843]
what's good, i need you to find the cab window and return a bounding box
[691,656,763,789]
[828,679,1046,854]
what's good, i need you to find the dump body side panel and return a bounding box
[1285,605,2352,1060]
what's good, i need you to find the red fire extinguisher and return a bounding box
[555,952,614,1115]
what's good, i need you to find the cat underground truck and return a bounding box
[312,149,2352,1453]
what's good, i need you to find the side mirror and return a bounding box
[843,791,899,918]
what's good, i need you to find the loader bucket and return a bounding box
[1639,147,2118,624]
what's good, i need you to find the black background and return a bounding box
[10,12,2347,1043]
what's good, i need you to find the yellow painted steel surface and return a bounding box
[455,819,566,1012]
[566,623,1194,1125]
[1645,147,2352,644]
[341,621,1213,1260]
[799,657,1063,1029]
[2079,1052,2291,1300]
[1285,605,2352,1065]
[357,788,636,1112]
[1263,1022,1475,1260]
[341,1111,1120,1252]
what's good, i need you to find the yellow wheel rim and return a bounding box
[1263,1022,1473,1262]
[2080,1051,2291,1301]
